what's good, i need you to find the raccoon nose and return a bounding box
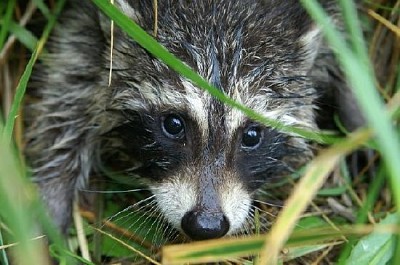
[181,210,230,240]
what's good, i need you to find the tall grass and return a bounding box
[0,0,399,264]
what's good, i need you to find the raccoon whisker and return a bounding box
[285,142,313,152]
[126,201,160,240]
[78,187,150,193]
[103,203,159,238]
[104,203,160,254]
[246,206,272,233]
[158,220,179,246]
[268,140,288,146]
[150,202,179,243]
[251,204,278,219]
[256,189,284,199]
[113,207,158,247]
[138,207,165,245]
[171,230,183,244]
[258,159,296,174]
[261,157,281,163]
[233,203,256,236]
[243,216,255,236]
[123,199,158,227]
[103,195,156,227]
[97,203,159,253]
[235,216,253,237]
[236,213,256,236]
[249,179,276,184]
[145,210,177,246]
[233,224,248,237]
[157,217,178,245]
[150,211,169,246]
[253,199,283,208]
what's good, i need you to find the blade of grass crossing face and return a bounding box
[90,0,344,144]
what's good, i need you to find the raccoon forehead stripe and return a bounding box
[180,79,208,136]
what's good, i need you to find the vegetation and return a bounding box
[0,0,399,264]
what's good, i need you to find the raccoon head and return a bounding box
[97,0,326,240]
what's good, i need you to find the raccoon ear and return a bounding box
[299,25,323,69]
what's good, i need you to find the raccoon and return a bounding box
[25,0,359,241]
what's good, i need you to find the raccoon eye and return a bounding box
[162,114,185,139]
[242,125,263,148]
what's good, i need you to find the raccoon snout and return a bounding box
[181,209,230,240]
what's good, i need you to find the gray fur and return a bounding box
[25,0,358,237]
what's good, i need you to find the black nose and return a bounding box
[181,210,230,240]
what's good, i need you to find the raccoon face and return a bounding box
[107,87,313,240]
[99,0,322,240]
[148,114,295,240]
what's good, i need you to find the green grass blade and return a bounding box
[2,0,66,143]
[0,124,45,265]
[345,213,398,265]
[0,0,16,49]
[338,0,369,61]
[0,121,7,265]
[6,21,38,52]
[2,46,36,142]
[32,0,51,19]
[0,2,5,15]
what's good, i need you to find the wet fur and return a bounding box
[26,0,353,237]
